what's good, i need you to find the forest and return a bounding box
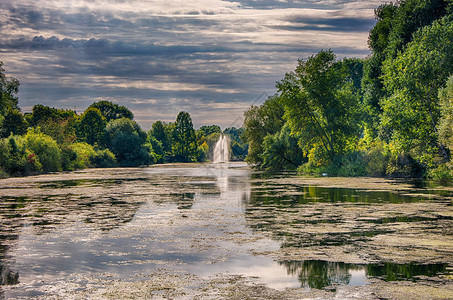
[243,0,453,181]
[1,0,453,181]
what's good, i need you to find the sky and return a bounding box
[0,0,382,130]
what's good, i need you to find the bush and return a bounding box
[23,129,61,172]
[0,135,42,175]
[428,164,453,184]
[91,149,117,168]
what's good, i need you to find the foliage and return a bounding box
[0,61,20,116]
[199,125,221,137]
[89,100,134,122]
[277,50,363,164]
[380,16,453,159]
[76,107,107,146]
[438,75,453,150]
[242,95,285,166]
[261,124,306,170]
[23,129,61,172]
[0,109,28,138]
[146,135,164,164]
[91,149,117,168]
[27,104,77,127]
[171,111,197,162]
[105,118,151,167]
[149,121,171,154]
[0,135,41,175]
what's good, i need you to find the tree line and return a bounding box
[0,67,248,177]
[242,0,453,181]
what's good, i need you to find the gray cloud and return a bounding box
[0,0,375,129]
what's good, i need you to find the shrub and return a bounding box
[427,164,453,184]
[91,149,117,168]
[23,129,61,172]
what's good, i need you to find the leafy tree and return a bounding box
[149,121,171,153]
[261,124,306,170]
[438,75,453,151]
[380,16,453,161]
[172,111,197,162]
[27,104,77,127]
[363,0,452,135]
[0,61,20,116]
[242,94,285,166]
[105,118,151,166]
[23,128,61,172]
[89,100,134,122]
[0,109,28,138]
[76,107,107,146]
[277,50,362,163]
[199,125,221,137]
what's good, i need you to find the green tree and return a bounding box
[0,109,28,137]
[77,107,107,146]
[89,100,134,122]
[261,124,306,170]
[277,50,362,163]
[23,128,61,172]
[27,104,77,127]
[105,118,151,166]
[242,94,285,166]
[149,120,171,153]
[172,111,197,162]
[380,16,453,161]
[438,75,453,151]
[0,62,20,116]
[199,125,221,137]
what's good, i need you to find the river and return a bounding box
[0,162,452,299]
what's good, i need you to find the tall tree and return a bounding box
[172,111,197,162]
[242,94,285,166]
[277,50,362,162]
[76,107,107,146]
[380,16,453,160]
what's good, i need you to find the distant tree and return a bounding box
[0,109,27,138]
[89,100,134,122]
[0,61,20,116]
[76,107,107,146]
[149,121,171,153]
[172,111,197,162]
[199,125,221,137]
[105,118,151,166]
[28,104,77,127]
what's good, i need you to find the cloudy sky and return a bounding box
[0,0,382,129]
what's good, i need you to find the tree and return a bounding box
[105,118,151,166]
[76,107,107,146]
[362,0,452,135]
[0,61,20,116]
[89,100,134,122]
[27,104,77,127]
[242,94,285,166]
[380,16,453,161]
[277,50,362,163]
[0,109,28,138]
[261,124,306,170]
[438,75,453,151]
[149,121,171,153]
[199,125,221,137]
[172,111,197,162]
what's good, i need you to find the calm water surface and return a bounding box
[0,163,451,297]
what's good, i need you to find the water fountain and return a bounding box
[213,134,229,163]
